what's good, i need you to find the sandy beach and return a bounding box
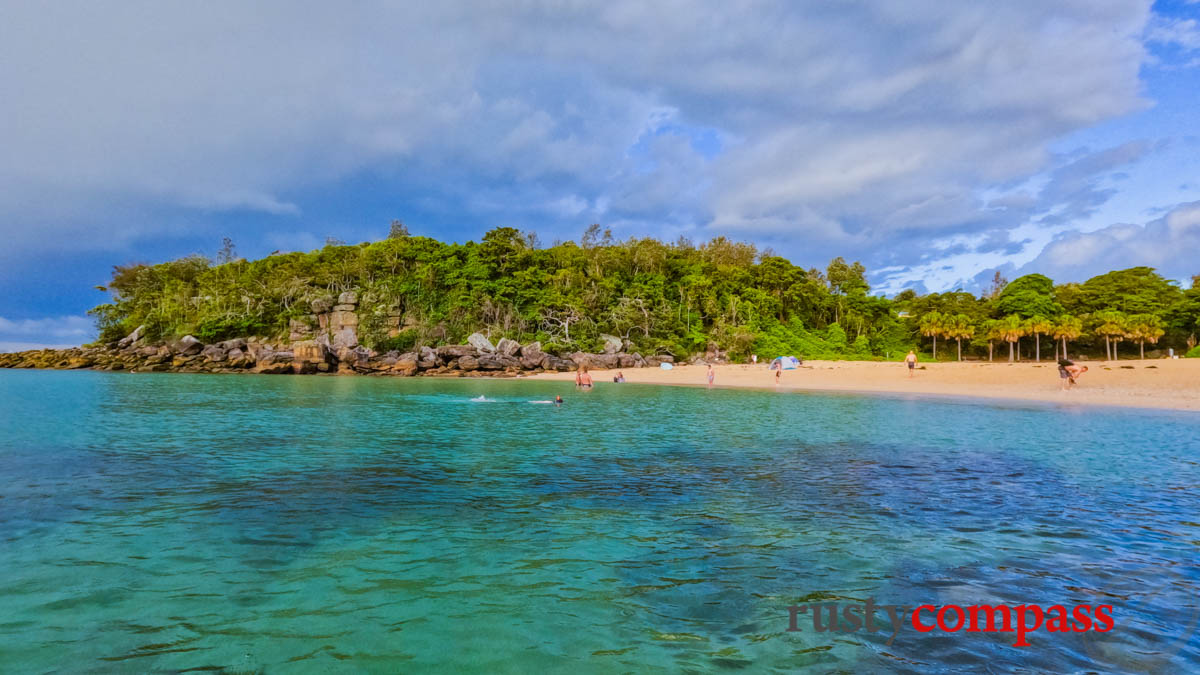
[528,358,1200,412]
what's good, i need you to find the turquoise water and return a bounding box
[1,370,1198,673]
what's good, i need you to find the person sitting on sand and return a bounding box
[905,350,917,377]
[613,371,625,383]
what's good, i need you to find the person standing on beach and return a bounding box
[707,364,715,387]
[576,365,593,389]
[905,350,917,377]
[751,354,758,365]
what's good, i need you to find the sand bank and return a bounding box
[527,358,1200,412]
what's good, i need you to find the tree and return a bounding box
[1078,267,1182,316]
[994,274,1062,318]
[1126,314,1165,359]
[981,319,1003,362]
[1093,311,1128,361]
[919,311,945,360]
[217,237,237,264]
[996,314,1026,363]
[1025,315,1053,362]
[1051,315,1083,359]
[944,314,975,361]
[388,220,410,239]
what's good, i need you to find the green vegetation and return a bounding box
[89,227,1200,362]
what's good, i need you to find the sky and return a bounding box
[1,0,1199,349]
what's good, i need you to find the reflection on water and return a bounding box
[0,370,1198,672]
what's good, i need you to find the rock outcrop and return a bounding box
[0,320,668,379]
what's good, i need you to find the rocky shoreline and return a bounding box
[0,290,677,377]
[0,337,672,377]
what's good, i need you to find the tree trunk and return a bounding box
[1062,336,1068,359]
[1104,336,1110,361]
[957,338,962,361]
[988,341,993,362]
[1008,340,1014,362]
[1035,333,1040,362]
[1140,340,1145,360]
[932,335,937,360]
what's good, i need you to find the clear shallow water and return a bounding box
[1,370,1198,673]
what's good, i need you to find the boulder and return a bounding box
[201,344,228,362]
[117,325,146,349]
[138,345,159,357]
[217,338,247,352]
[292,340,333,365]
[477,354,519,370]
[338,290,358,305]
[310,297,333,314]
[333,304,357,312]
[618,353,640,368]
[392,355,419,376]
[600,334,623,354]
[332,327,358,350]
[496,337,521,357]
[254,361,293,375]
[176,335,203,356]
[329,310,359,329]
[437,345,475,359]
[458,355,480,371]
[467,332,495,353]
[518,341,545,369]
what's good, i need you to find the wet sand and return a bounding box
[527,358,1200,412]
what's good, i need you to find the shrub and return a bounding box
[1186,345,1200,358]
[373,330,418,353]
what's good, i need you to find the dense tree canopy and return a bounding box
[90,228,1200,361]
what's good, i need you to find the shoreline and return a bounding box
[525,360,1200,413]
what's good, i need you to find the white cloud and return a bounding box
[0,315,94,348]
[1018,200,1200,283]
[0,0,1160,278]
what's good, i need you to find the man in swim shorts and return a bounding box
[905,350,917,377]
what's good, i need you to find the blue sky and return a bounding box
[1,0,1198,349]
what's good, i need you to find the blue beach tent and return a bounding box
[770,356,800,370]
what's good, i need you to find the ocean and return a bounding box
[1,370,1198,672]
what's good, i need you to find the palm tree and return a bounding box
[945,314,975,361]
[982,319,1003,362]
[1093,311,1128,361]
[996,314,1026,363]
[1127,314,1165,359]
[1051,315,1083,360]
[919,311,945,360]
[1026,315,1053,362]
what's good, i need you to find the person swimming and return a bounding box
[555,395,563,406]
[613,371,625,383]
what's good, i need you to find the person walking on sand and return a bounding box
[707,364,715,387]
[905,350,917,377]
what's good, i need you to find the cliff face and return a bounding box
[0,294,676,376]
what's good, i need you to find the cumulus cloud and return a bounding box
[0,315,94,350]
[1019,200,1200,283]
[0,0,1162,282]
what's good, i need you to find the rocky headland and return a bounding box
[0,292,677,376]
